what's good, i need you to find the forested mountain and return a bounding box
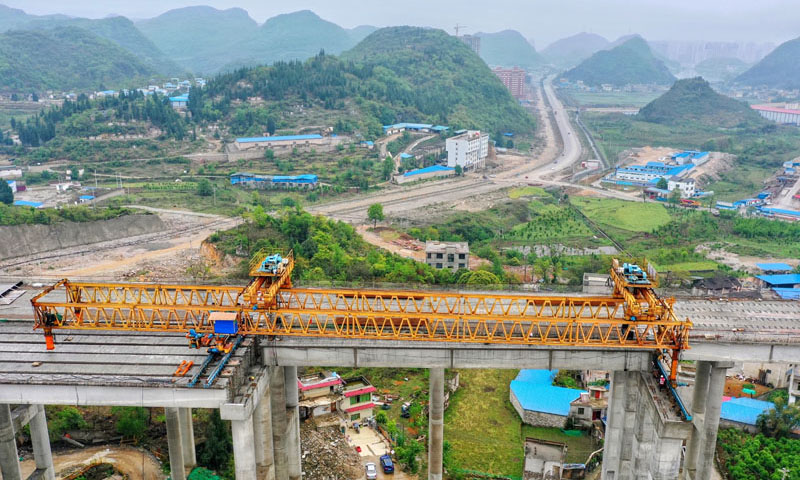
[341,27,535,134]
[735,36,800,90]
[637,77,764,127]
[562,37,675,87]
[138,7,370,73]
[0,27,156,91]
[542,33,609,68]
[190,27,535,139]
[476,30,545,70]
[136,6,259,73]
[0,4,66,31]
[219,10,359,72]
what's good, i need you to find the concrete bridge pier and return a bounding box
[0,404,22,480]
[253,386,275,480]
[685,361,733,480]
[165,407,187,480]
[283,366,302,480]
[29,404,55,480]
[602,370,692,480]
[178,408,196,469]
[428,368,444,480]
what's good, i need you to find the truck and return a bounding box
[680,198,701,208]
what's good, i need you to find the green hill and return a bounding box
[341,27,535,134]
[735,37,800,90]
[136,6,259,73]
[0,27,156,91]
[476,30,544,70]
[637,77,765,127]
[542,33,609,68]
[0,4,67,31]
[190,27,535,140]
[562,37,675,87]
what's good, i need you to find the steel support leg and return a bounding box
[178,408,196,469]
[30,404,55,480]
[165,407,186,480]
[0,404,21,480]
[428,368,444,480]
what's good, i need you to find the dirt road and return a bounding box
[19,445,165,480]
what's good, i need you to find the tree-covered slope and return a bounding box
[476,30,544,70]
[136,6,259,73]
[562,36,675,86]
[190,27,535,139]
[735,37,800,90]
[0,27,156,91]
[542,32,609,68]
[637,77,765,127]
[340,27,535,133]
[0,3,67,31]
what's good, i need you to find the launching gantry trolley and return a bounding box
[30,253,691,385]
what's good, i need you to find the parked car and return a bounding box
[380,455,395,474]
[365,462,378,480]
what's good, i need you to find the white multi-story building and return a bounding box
[668,176,696,198]
[446,130,489,171]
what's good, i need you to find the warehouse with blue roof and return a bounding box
[230,172,317,189]
[510,370,586,428]
[720,397,774,433]
[234,133,335,152]
[393,165,455,184]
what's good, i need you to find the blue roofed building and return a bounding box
[393,165,455,184]
[671,150,709,166]
[169,94,189,109]
[720,397,774,433]
[510,370,586,428]
[382,123,435,135]
[230,172,317,190]
[13,200,43,208]
[234,134,334,152]
[758,206,800,221]
[756,263,794,274]
[756,274,800,289]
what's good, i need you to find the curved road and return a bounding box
[309,77,635,223]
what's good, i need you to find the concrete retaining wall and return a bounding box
[0,214,165,260]
[510,389,567,428]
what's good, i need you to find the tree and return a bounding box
[266,117,276,135]
[756,398,800,438]
[454,165,463,176]
[111,406,148,440]
[199,410,232,471]
[197,179,213,197]
[264,149,275,160]
[669,188,682,206]
[382,156,395,180]
[48,407,87,441]
[0,180,13,205]
[367,203,384,227]
[656,177,668,190]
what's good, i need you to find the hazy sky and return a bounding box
[5,0,798,47]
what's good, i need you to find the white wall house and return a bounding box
[668,177,696,198]
[446,130,489,171]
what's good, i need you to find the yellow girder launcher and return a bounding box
[30,255,691,384]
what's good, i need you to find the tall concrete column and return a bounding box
[684,360,711,480]
[178,408,196,469]
[696,362,730,480]
[428,368,444,480]
[602,370,639,480]
[232,417,258,480]
[0,404,21,480]
[270,366,289,480]
[30,404,55,480]
[284,366,302,480]
[253,388,275,480]
[165,407,186,480]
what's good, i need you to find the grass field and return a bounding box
[444,369,598,477]
[571,197,671,232]
[653,260,719,272]
[508,204,600,244]
[562,90,662,108]
[509,186,548,199]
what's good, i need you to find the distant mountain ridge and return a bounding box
[637,77,764,127]
[542,33,610,68]
[137,7,374,73]
[475,30,544,70]
[735,36,800,90]
[0,26,156,91]
[562,37,675,87]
